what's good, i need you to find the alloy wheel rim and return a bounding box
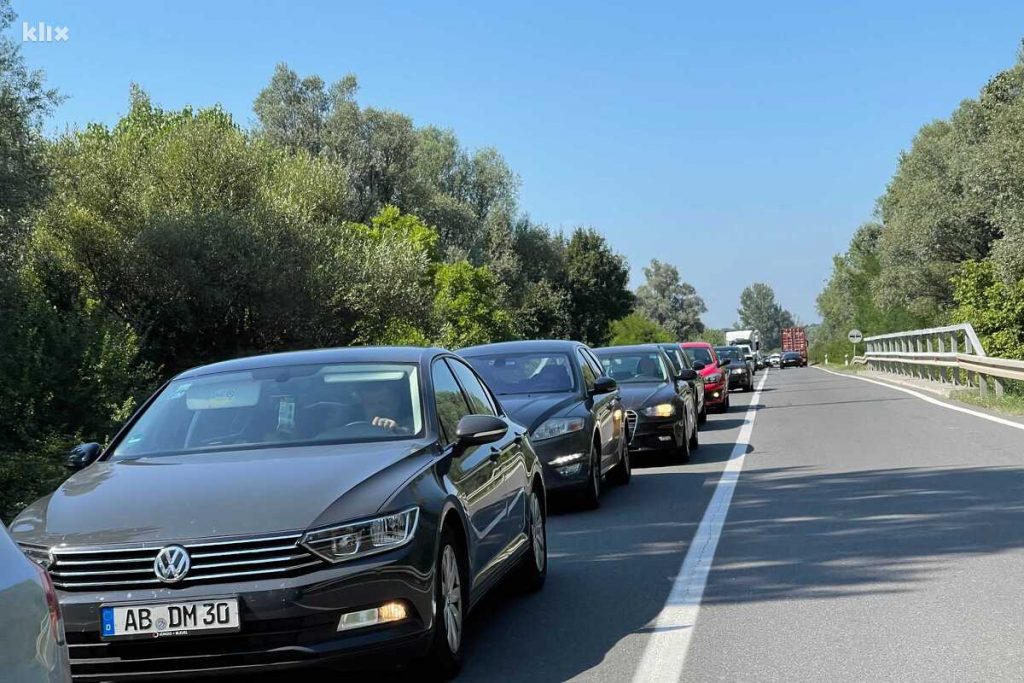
[530,492,546,572]
[441,545,462,653]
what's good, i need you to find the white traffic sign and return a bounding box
[848,329,863,344]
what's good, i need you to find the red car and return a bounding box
[681,342,731,412]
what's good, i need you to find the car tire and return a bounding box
[513,486,547,593]
[676,417,691,464]
[580,439,601,509]
[723,394,731,411]
[424,528,467,681]
[688,411,699,451]
[608,434,631,485]
[698,401,707,425]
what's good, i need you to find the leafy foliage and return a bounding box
[608,313,674,345]
[635,259,706,340]
[951,260,1024,359]
[736,283,794,350]
[563,227,634,346]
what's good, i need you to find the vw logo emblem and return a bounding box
[153,545,190,584]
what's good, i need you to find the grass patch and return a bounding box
[950,388,1024,416]
[815,362,868,373]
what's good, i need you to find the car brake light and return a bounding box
[33,563,66,646]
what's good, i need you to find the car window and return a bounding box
[432,360,472,445]
[465,352,575,394]
[447,359,497,417]
[685,346,715,366]
[577,348,597,390]
[596,351,669,382]
[581,348,606,378]
[111,363,424,458]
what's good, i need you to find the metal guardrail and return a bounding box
[857,323,1016,398]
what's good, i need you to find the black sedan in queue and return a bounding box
[8,347,547,681]
[780,351,804,368]
[460,340,630,509]
[594,345,699,463]
[715,345,755,391]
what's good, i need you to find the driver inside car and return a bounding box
[357,381,411,433]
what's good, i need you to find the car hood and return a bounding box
[497,392,583,431]
[9,441,435,548]
[617,382,675,409]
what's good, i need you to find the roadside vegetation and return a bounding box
[814,45,1024,366]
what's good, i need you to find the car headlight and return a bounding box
[704,373,723,383]
[642,403,675,417]
[301,508,419,563]
[532,417,586,441]
[731,368,746,374]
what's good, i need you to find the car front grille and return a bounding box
[625,410,638,443]
[46,533,324,591]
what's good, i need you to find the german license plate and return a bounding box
[101,598,240,639]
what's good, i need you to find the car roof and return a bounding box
[458,339,583,356]
[175,346,447,380]
[681,341,712,348]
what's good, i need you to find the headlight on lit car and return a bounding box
[642,403,676,418]
[301,508,419,563]
[532,417,586,441]
[731,368,746,374]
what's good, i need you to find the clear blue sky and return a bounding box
[10,0,1024,327]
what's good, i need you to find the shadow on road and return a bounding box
[702,464,1024,605]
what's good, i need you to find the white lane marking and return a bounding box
[631,369,769,683]
[815,366,1024,432]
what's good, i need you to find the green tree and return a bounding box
[635,259,706,340]
[563,227,634,345]
[432,261,516,349]
[737,283,794,350]
[608,313,673,345]
[951,260,1024,359]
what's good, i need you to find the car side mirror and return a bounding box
[693,362,706,371]
[719,358,731,367]
[455,415,508,446]
[592,376,617,395]
[678,369,698,382]
[66,442,102,471]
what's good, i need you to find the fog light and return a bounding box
[338,601,408,631]
[658,435,672,442]
[556,463,583,476]
[712,391,720,398]
[550,453,584,466]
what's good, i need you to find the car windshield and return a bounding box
[685,347,715,366]
[716,347,745,362]
[112,363,423,458]
[464,353,575,395]
[597,352,668,383]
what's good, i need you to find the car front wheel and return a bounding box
[514,487,547,592]
[424,529,467,680]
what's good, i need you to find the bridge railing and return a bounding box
[859,323,1020,398]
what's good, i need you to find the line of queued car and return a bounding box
[3,338,743,681]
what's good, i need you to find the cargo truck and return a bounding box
[781,327,808,366]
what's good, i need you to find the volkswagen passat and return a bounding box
[460,340,629,509]
[9,347,547,680]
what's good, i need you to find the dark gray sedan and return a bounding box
[8,347,547,680]
[460,340,630,509]
[0,523,71,682]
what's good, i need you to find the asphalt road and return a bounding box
[282,366,1024,681]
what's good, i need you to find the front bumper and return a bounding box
[727,372,751,388]
[60,542,435,680]
[626,414,679,452]
[531,430,593,492]
[703,383,727,405]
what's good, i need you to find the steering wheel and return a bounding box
[343,420,374,428]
